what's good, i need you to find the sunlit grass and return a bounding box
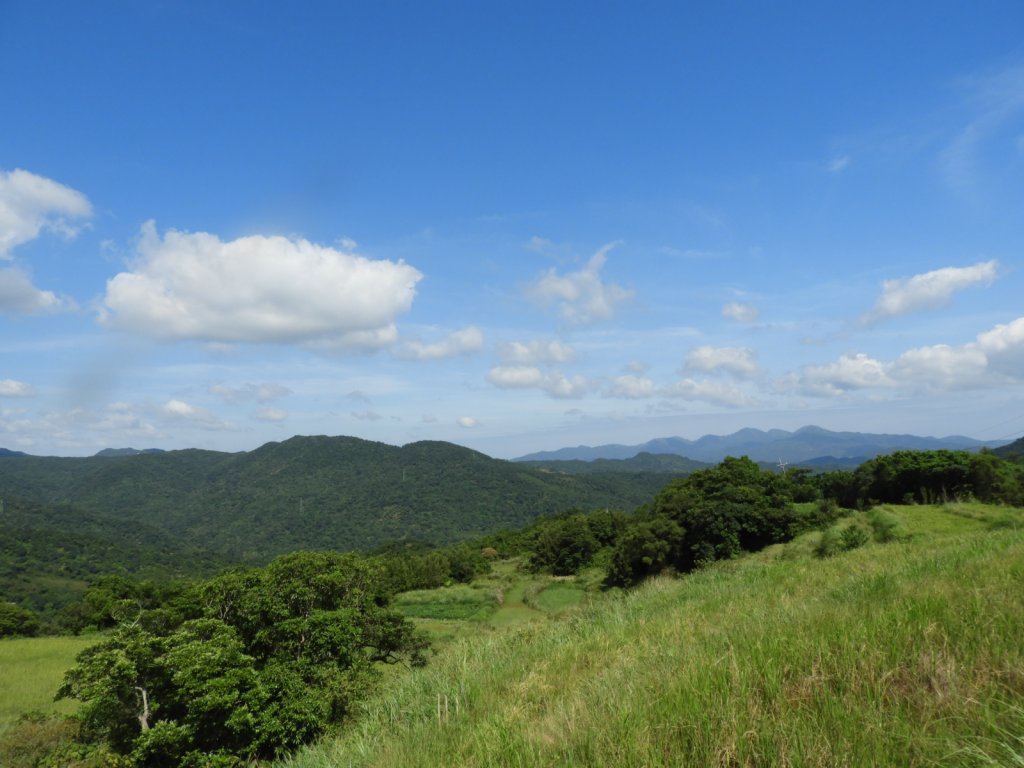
[280,504,1024,768]
[0,635,96,735]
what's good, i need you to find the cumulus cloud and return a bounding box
[0,379,34,397]
[793,316,1024,397]
[860,260,998,325]
[0,169,92,258]
[486,365,588,398]
[0,266,76,314]
[797,353,895,396]
[457,416,479,428]
[497,339,575,365]
[721,302,759,323]
[399,326,484,360]
[100,221,423,346]
[527,241,632,324]
[684,346,760,379]
[662,378,754,407]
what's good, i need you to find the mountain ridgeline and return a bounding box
[0,435,673,565]
[514,425,1008,464]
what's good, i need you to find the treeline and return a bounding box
[817,448,1024,508]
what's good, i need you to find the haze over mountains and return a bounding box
[513,425,1008,464]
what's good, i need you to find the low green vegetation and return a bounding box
[0,635,96,734]
[280,503,1024,767]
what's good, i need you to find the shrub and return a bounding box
[866,508,907,542]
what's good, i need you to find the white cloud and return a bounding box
[721,302,759,323]
[0,169,92,258]
[606,375,657,399]
[0,379,34,397]
[976,316,1024,376]
[527,241,632,324]
[254,407,288,422]
[861,260,998,325]
[798,353,895,397]
[399,326,484,360]
[497,339,575,365]
[889,344,989,389]
[684,346,760,379]
[0,266,75,314]
[457,416,479,428]
[662,378,753,407]
[486,365,588,398]
[161,399,236,430]
[100,221,423,346]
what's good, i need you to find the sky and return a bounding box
[1,1,1024,459]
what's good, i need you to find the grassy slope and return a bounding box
[281,503,1024,767]
[0,635,97,736]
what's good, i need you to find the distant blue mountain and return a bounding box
[0,447,28,457]
[514,425,1008,464]
[94,448,167,457]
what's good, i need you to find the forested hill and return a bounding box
[0,435,672,562]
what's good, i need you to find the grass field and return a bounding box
[0,635,96,736]
[279,503,1024,767]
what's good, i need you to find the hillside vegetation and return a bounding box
[0,436,672,592]
[281,502,1024,767]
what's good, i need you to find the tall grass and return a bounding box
[280,504,1024,767]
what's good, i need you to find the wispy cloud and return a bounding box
[0,379,34,397]
[941,64,1024,192]
[398,326,484,360]
[526,241,633,325]
[721,302,759,323]
[859,260,998,325]
[497,339,575,365]
[684,346,760,379]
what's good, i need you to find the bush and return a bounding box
[816,520,871,558]
[866,508,907,542]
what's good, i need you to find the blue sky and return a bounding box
[2,1,1023,458]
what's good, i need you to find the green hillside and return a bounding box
[0,436,671,564]
[519,451,710,475]
[281,503,1024,767]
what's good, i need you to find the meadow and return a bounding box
[0,634,96,736]
[279,503,1024,767]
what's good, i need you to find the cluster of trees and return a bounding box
[818,449,1024,508]
[55,552,426,766]
[487,458,825,587]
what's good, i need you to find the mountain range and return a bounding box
[513,425,1009,464]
